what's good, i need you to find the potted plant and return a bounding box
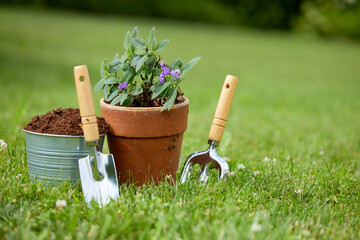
[96,27,200,186]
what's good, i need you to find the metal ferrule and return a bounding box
[87,140,99,148]
[208,140,219,147]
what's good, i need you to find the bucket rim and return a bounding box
[23,129,106,138]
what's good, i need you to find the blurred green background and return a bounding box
[1,0,360,39]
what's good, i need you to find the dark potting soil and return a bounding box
[23,108,109,136]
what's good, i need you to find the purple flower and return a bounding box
[160,61,166,71]
[159,73,165,84]
[119,82,128,90]
[170,69,181,79]
[163,67,170,76]
[158,61,181,83]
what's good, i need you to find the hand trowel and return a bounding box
[74,65,119,206]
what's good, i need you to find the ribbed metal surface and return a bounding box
[23,130,104,185]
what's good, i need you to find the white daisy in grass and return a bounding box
[250,222,262,232]
[237,164,246,169]
[56,199,67,209]
[0,139,7,152]
[294,189,303,194]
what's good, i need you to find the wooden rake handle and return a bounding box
[208,75,238,143]
[74,65,99,142]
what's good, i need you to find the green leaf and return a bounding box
[109,57,123,73]
[151,82,171,100]
[131,56,142,67]
[119,92,130,105]
[132,38,147,48]
[133,84,143,96]
[145,55,157,71]
[110,92,129,105]
[104,77,120,84]
[161,88,177,111]
[170,59,183,69]
[122,68,134,82]
[110,95,121,105]
[106,89,119,102]
[110,59,122,66]
[132,27,139,38]
[150,37,156,51]
[160,87,168,100]
[149,83,156,92]
[136,54,148,72]
[129,45,134,56]
[100,59,108,78]
[135,47,146,55]
[183,57,201,74]
[103,84,109,100]
[119,54,127,64]
[122,61,131,70]
[94,77,105,93]
[148,27,155,49]
[124,31,131,50]
[123,95,134,106]
[154,39,169,52]
[152,68,162,77]
[109,63,122,73]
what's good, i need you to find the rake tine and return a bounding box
[198,164,209,183]
[179,161,193,184]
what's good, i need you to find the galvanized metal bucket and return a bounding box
[23,130,105,185]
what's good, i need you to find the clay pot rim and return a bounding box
[100,97,189,112]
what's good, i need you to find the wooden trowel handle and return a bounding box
[208,75,238,143]
[74,65,99,142]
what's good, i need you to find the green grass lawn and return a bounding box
[1,6,359,240]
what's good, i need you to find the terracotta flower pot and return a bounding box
[100,97,189,186]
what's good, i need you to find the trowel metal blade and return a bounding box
[78,153,119,206]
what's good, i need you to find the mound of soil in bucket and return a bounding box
[24,108,109,135]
